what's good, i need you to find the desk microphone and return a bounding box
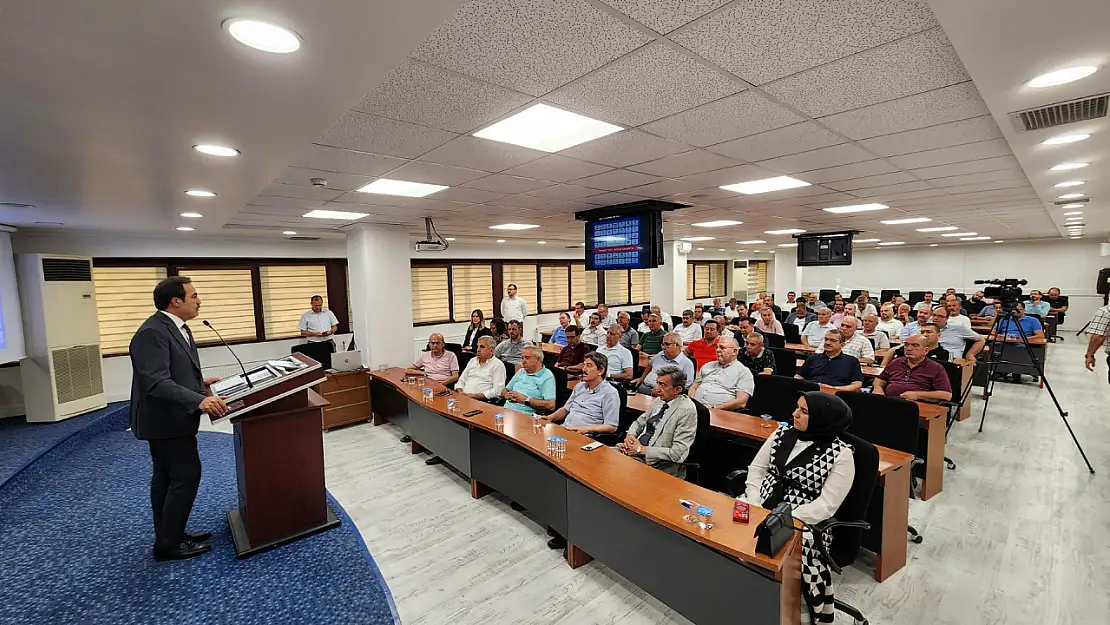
[203,320,252,388]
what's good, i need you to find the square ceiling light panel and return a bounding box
[474,103,623,153]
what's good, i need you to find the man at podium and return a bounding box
[129,276,229,561]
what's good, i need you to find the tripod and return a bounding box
[978,306,1095,474]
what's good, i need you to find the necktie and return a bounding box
[182,323,196,349]
[639,402,669,446]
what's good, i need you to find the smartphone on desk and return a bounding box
[435,390,452,397]
[581,442,604,451]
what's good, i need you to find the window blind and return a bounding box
[502,264,537,316]
[539,265,569,312]
[694,265,710,298]
[630,269,650,304]
[570,264,598,307]
[452,264,493,322]
[604,269,629,305]
[178,268,256,344]
[710,263,726,297]
[260,265,329,340]
[93,265,168,356]
[411,266,450,324]
[748,260,768,294]
[686,264,695,300]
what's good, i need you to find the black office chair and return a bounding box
[768,347,797,377]
[819,289,838,304]
[865,336,876,349]
[551,366,572,411]
[907,291,926,307]
[630,348,644,382]
[880,289,899,303]
[456,350,475,374]
[762,332,786,350]
[542,349,559,369]
[839,391,925,544]
[424,341,463,354]
[677,399,712,486]
[670,315,682,329]
[744,375,819,421]
[850,289,863,301]
[783,323,802,344]
[503,359,517,383]
[724,433,878,625]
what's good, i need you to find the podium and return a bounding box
[213,353,340,557]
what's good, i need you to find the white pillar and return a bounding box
[773,248,799,301]
[650,241,687,319]
[346,224,413,369]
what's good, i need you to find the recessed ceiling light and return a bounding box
[1063,211,1084,216]
[717,248,725,251]
[995,240,1005,243]
[1066,216,1083,221]
[929,244,938,247]
[490,223,539,230]
[176,226,195,232]
[180,212,203,218]
[769,251,776,254]
[357,178,448,197]
[473,103,622,152]
[942,232,977,237]
[736,239,766,244]
[1043,133,1091,146]
[696,247,705,251]
[880,217,932,225]
[960,236,992,241]
[193,144,240,157]
[303,209,368,220]
[752,249,760,252]
[224,19,301,54]
[1060,203,1086,209]
[693,220,744,227]
[778,243,798,248]
[282,230,296,235]
[681,236,715,242]
[496,239,506,243]
[1054,180,1085,188]
[537,241,546,244]
[184,189,216,197]
[1050,162,1089,171]
[854,238,881,243]
[445,237,456,241]
[823,202,888,214]
[877,241,905,246]
[765,228,806,235]
[721,176,810,195]
[916,226,959,232]
[579,243,586,246]
[1027,65,1098,88]
[1057,192,1086,199]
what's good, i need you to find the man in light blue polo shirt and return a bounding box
[596,324,634,382]
[541,352,620,434]
[633,332,695,395]
[502,346,556,415]
[931,306,986,359]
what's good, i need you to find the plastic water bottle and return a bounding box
[557,437,567,456]
[494,413,504,429]
[695,505,714,530]
[422,387,433,402]
[446,398,457,412]
[546,436,556,454]
[760,413,774,429]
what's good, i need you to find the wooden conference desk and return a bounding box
[369,368,803,625]
[623,393,912,582]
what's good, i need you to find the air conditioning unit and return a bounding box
[16,254,106,422]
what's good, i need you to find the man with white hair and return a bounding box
[455,336,505,400]
[633,332,695,395]
[688,337,754,411]
[838,316,875,364]
[408,333,459,384]
[861,313,891,350]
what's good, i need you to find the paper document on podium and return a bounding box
[211,366,280,397]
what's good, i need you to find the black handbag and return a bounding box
[754,502,797,557]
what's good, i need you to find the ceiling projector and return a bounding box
[413,218,449,253]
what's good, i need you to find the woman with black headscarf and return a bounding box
[742,391,855,624]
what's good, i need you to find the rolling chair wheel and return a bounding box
[910,534,923,544]
[945,457,956,470]
[856,619,869,625]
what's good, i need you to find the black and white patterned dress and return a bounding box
[759,425,853,624]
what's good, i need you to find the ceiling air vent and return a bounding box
[1053,198,1089,206]
[42,257,92,282]
[289,235,321,241]
[1010,93,1108,131]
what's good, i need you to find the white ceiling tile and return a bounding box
[584,191,652,205]
[706,122,844,162]
[628,150,741,177]
[317,111,457,158]
[600,0,731,34]
[909,155,1021,180]
[353,59,532,134]
[794,160,898,184]
[257,183,344,202]
[526,184,604,200]
[669,0,937,84]
[328,193,415,207]
[642,91,802,147]
[461,173,553,194]
[824,172,917,191]
[431,187,511,203]
[293,145,410,176]
[678,164,777,189]
[543,200,605,213]
[272,168,375,192]
[929,169,1027,188]
[395,198,474,213]
[619,178,702,198]
[242,196,328,210]
[888,138,1014,170]
[572,169,663,191]
[848,182,940,199]
[484,194,556,208]
[858,116,1004,157]
[755,143,875,174]
[763,28,969,118]
[242,204,306,216]
[820,82,989,140]
[419,136,547,172]
[560,130,691,167]
[547,43,742,126]
[501,154,612,182]
[410,0,652,96]
[382,160,493,186]
[929,179,1030,195]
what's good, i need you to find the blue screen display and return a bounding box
[587,216,650,270]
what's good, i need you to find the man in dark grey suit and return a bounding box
[130,276,228,560]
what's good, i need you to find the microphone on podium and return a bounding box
[203,320,252,388]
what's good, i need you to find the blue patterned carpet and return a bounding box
[0,430,398,625]
[0,402,129,489]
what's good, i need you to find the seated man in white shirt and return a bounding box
[454,336,506,401]
[945,296,972,329]
[688,337,755,410]
[580,312,607,346]
[838,316,876,364]
[860,313,891,350]
[596,324,634,383]
[801,307,837,348]
[875,303,904,340]
[675,310,703,343]
[855,292,878,318]
[595,303,616,328]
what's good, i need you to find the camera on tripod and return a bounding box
[974,277,1028,309]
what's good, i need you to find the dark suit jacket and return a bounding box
[129,312,207,440]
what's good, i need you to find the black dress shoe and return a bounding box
[185,530,212,543]
[153,540,211,561]
[400,435,411,443]
[547,535,567,550]
[510,501,526,512]
[424,456,443,465]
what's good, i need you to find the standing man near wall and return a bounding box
[501,283,527,323]
[129,276,228,561]
[1083,302,1110,382]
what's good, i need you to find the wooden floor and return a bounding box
[208,339,1110,624]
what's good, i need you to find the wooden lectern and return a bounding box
[212,353,340,557]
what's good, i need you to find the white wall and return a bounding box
[798,240,1107,328]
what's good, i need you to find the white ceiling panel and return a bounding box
[794,160,899,185]
[559,130,691,167]
[755,143,876,174]
[527,184,605,200]
[244,196,330,210]
[272,168,375,192]
[461,173,553,194]
[849,182,941,199]
[642,91,802,147]
[573,168,664,191]
[706,122,844,162]
[317,110,457,158]
[859,116,1004,157]
[763,28,968,118]
[888,138,1014,170]
[376,160,491,186]
[547,43,742,126]
[669,0,937,85]
[257,183,345,202]
[628,150,740,178]
[410,0,652,96]
[619,178,702,198]
[430,187,511,203]
[417,136,546,172]
[824,172,918,192]
[293,145,410,177]
[584,191,652,205]
[600,0,732,35]
[484,194,556,208]
[929,169,1027,188]
[677,163,778,189]
[909,155,1022,180]
[820,82,989,140]
[353,58,532,134]
[929,179,1032,195]
[500,154,612,182]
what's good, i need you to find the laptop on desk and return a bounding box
[332,350,363,372]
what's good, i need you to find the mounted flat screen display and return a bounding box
[798,232,854,267]
[585,213,662,270]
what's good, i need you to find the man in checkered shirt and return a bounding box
[1084,304,1110,381]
